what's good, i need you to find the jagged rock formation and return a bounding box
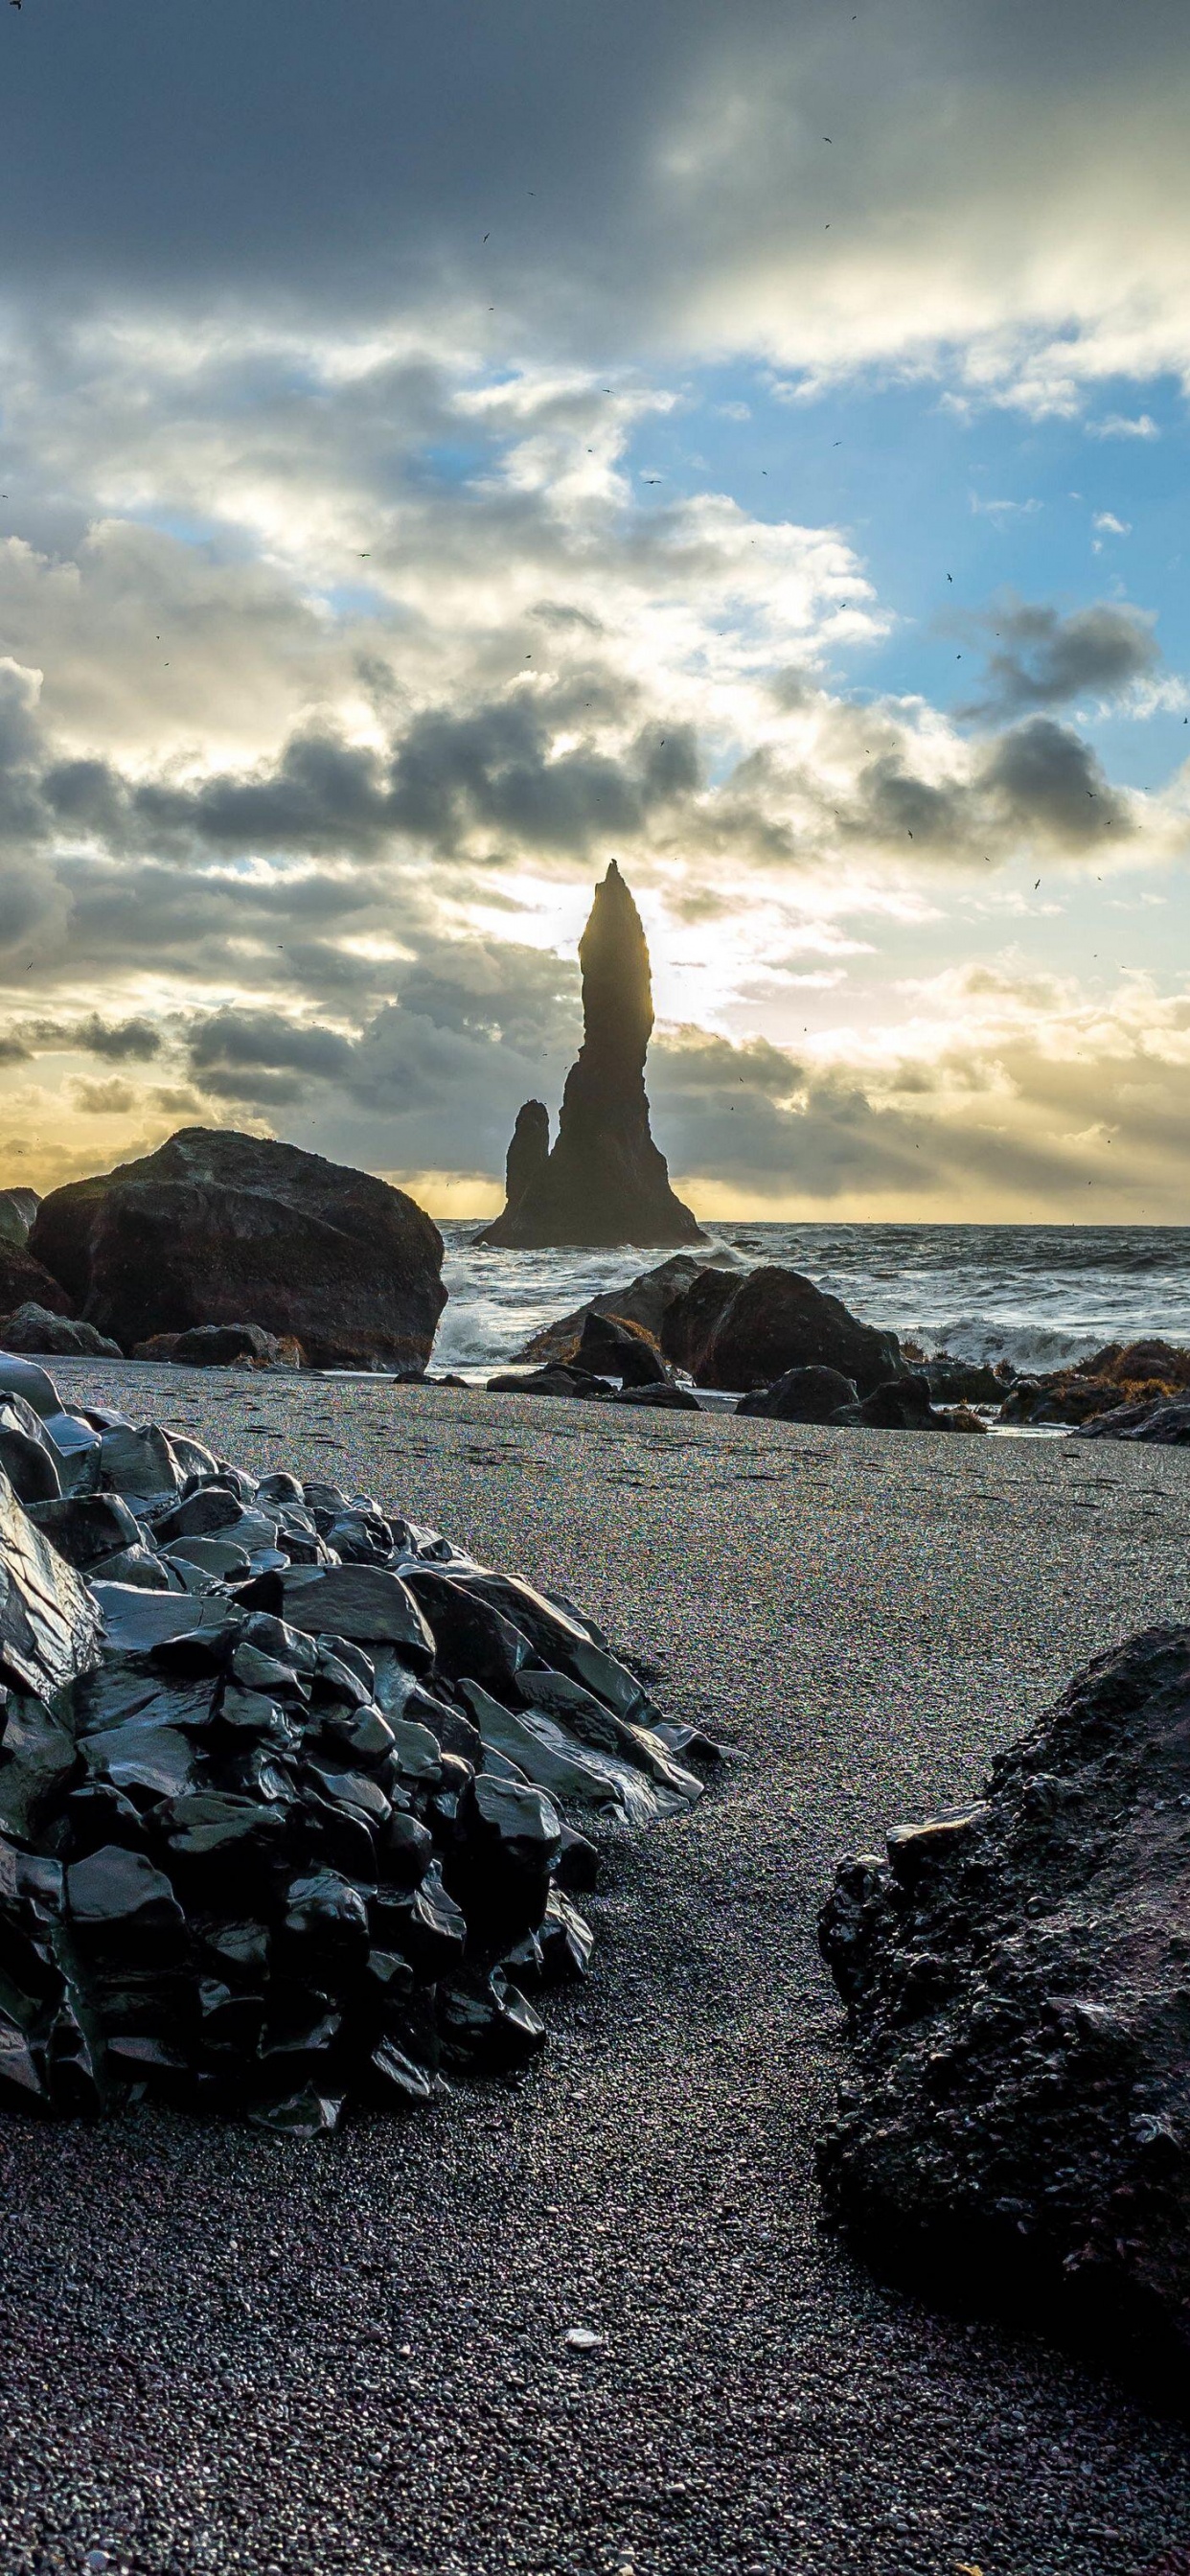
[0,1360,727,2131]
[29,1128,446,1372]
[501,1101,550,1226]
[817,1625,1190,2388]
[477,863,703,1249]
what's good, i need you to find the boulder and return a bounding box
[29,1127,445,1372]
[922,1355,1009,1405]
[576,1310,669,1387]
[817,1624,1190,2387]
[678,1266,903,1395]
[1077,1396,1190,1445]
[0,1304,122,1359]
[477,864,703,1249]
[0,1245,74,1323]
[510,1252,735,1367]
[659,1265,741,1374]
[737,1365,858,1423]
[831,1372,958,1432]
[166,1322,303,1368]
[486,1366,608,1400]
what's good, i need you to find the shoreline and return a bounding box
[2,1366,1189,2573]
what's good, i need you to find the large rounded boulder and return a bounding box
[29,1128,446,1372]
[669,1265,903,1395]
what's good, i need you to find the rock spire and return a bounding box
[477,862,703,1248]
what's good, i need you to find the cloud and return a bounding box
[954,595,1159,720]
[1087,414,1159,440]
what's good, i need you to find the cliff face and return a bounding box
[477,863,703,1249]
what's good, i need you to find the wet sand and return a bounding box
[3,1365,1190,2576]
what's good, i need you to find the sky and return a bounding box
[2,0,1190,1223]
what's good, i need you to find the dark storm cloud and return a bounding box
[956,598,1160,721]
[978,717,1130,846]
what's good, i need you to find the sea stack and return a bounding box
[478,862,704,1248]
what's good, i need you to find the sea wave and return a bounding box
[431,1218,1190,1382]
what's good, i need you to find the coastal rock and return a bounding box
[1077,1395,1190,1444]
[29,1126,446,1372]
[659,1267,741,1375]
[476,863,703,1250]
[510,1252,735,1367]
[168,1323,303,1368]
[486,1365,608,1400]
[817,1624,1190,2383]
[501,1101,550,1225]
[1001,1339,1190,1428]
[0,1305,122,1359]
[612,1382,699,1410]
[679,1266,904,1396]
[0,1246,75,1324]
[0,1188,39,1249]
[0,1468,103,1696]
[576,1311,669,1387]
[922,1355,1009,1405]
[736,1365,858,1423]
[0,1361,726,2130]
[830,1372,969,1432]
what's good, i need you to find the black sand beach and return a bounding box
[4,1367,1190,2576]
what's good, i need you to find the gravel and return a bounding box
[3,1363,1190,2576]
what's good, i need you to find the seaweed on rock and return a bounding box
[0,1361,730,2132]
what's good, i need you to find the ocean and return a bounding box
[432,1219,1190,1382]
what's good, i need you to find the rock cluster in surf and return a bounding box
[0,1359,724,2135]
[477,862,703,1250]
[817,1624,1190,2382]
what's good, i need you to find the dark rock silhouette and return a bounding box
[477,862,703,1249]
[818,1623,1190,2389]
[736,1364,858,1422]
[30,1128,445,1372]
[0,1242,74,1324]
[666,1264,904,1395]
[503,1100,550,1221]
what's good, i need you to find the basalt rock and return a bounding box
[0,1248,75,1324]
[1001,1339,1190,1429]
[737,1365,858,1423]
[676,1265,904,1396]
[500,1101,550,1226]
[510,1252,735,1367]
[1077,1396,1190,1445]
[0,1189,39,1250]
[477,863,703,1250]
[30,1127,445,1372]
[0,1305,122,1359]
[830,1372,984,1433]
[486,1365,609,1401]
[0,1366,729,2128]
[817,1624,1190,2390]
[576,1310,669,1387]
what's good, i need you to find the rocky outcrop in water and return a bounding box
[29,1128,445,1373]
[511,1253,733,1367]
[817,1625,1190,2387]
[1000,1339,1190,1430]
[669,1265,904,1395]
[0,1359,725,2131]
[477,864,703,1250]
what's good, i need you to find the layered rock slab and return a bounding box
[478,863,702,1249]
[817,1625,1190,2388]
[29,1127,446,1372]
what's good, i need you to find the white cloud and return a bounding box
[1087,413,1160,440]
